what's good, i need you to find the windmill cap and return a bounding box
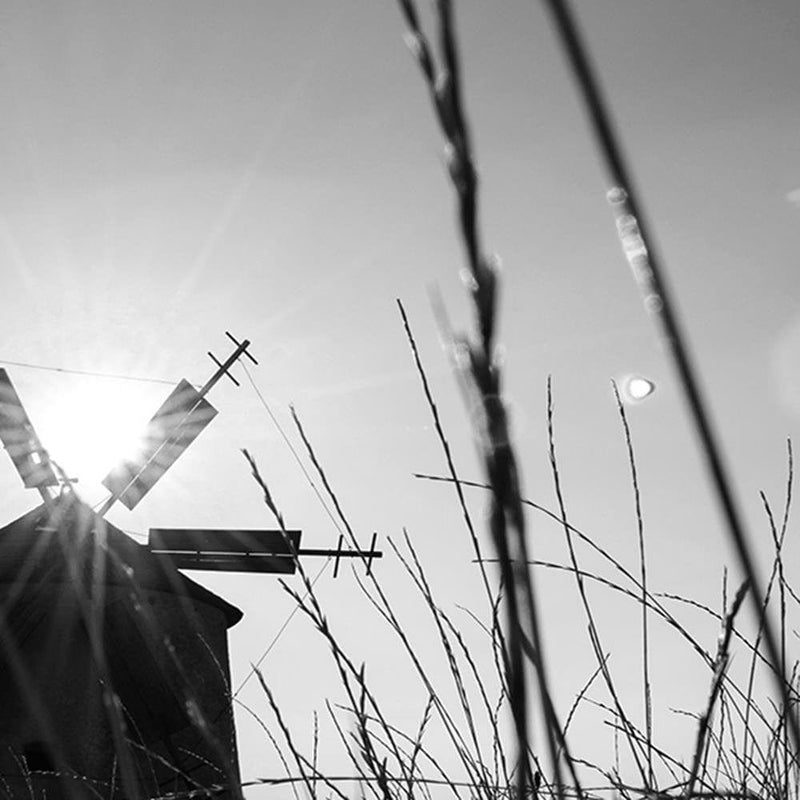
[0,494,243,628]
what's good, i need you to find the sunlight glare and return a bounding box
[622,375,656,403]
[36,381,153,487]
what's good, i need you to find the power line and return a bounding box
[240,363,345,539]
[0,358,181,386]
[231,363,348,691]
[233,558,331,696]
[20,352,346,688]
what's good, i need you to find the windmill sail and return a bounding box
[102,379,217,509]
[0,369,58,489]
[149,528,302,573]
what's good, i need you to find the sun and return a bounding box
[36,380,155,489]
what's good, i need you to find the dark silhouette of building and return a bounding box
[0,493,243,799]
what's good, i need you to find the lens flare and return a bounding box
[621,375,656,403]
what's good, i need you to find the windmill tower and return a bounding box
[0,336,381,800]
[0,496,243,799]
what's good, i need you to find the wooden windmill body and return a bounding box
[0,495,242,799]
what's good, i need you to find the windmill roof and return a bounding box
[0,494,242,627]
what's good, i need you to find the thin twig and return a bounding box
[611,380,653,786]
[395,1,570,795]
[684,581,750,797]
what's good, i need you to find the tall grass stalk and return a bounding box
[245,417,533,800]
[394,1,575,795]
[239,411,799,798]
[611,381,653,786]
[413,452,797,798]
[538,0,800,753]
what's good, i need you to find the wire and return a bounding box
[0,358,181,386]
[240,362,345,539]
[53,352,345,689]
[230,363,350,690]
[3,349,343,684]
[233,557,331,696]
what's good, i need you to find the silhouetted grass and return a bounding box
[0,3,796,800]
[242,412,797,800]
[237,2,799,799]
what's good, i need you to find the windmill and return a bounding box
[0,333,381,799]
[0,331,382,576]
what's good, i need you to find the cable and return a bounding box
[230,363,351,690]
[232,557,331,696]
[240,362,345,539]
[3,350,342,686]
[0,358,181,386]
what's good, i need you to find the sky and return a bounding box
[0,0,799,794]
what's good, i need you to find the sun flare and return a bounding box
[621,374,656,404]
[36,381,155,488]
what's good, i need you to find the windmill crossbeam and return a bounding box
[200,333,257,396]
[148,527,382,576]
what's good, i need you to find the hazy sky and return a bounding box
[1,1,799,793]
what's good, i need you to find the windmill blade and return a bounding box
[102,379,217,510]
[149,528,302,573]
[148,527,383,576]
[0,369,58,489]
